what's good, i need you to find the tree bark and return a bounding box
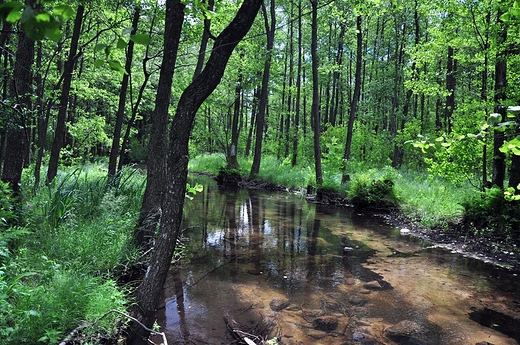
[492,8,507,189]
[310,0,322,190]
[250,0,275,178]
[342,15,362,183]
[47,5,85,183]
[108,6,140,178]
[134,0,185,250]
[127,1,261,343]
[2,1,35,198]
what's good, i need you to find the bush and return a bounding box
[348,170,398,209]
[461,187,520,236]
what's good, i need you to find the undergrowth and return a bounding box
[1,165,145,344]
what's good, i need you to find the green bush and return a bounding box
[461,187,520,236]
[348,169,398,209]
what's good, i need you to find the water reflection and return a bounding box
[155,176,520,345]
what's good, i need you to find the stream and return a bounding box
[154,176,520,345]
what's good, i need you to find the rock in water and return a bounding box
[312,316,338,332]
[269,297,290,311]
[400,228,411,235]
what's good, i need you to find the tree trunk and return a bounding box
[134,0,185,250]
[250,0,275,178]
[492,8,507,189]
[227,72,242,169]
[2,2,35,198]
[108,6,140,178]
[444,45,456,134]
[342,15,362,183]
[127,1,261,342]
[291,0,303,167]
[310,0,322,190]
[47,5,85,183]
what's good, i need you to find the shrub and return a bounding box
[348,170,398,209]
[461,187,520,236]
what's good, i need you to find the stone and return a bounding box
[269,297,290,311]
[352,331,383,344]
[400,228,411,235]
[363,280,383,290]
[384,320,424,342]
[475,342,495,345]
[349,295,366,306]
[312,316,339,332]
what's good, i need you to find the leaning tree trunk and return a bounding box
[127,0,261,343]
[47,5,84,183]
[134,0,185,250]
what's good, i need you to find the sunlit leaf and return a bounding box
[116,37,127,49]
[435,136,444,142]
[108,59,127,74]
[53,4,74,20]
[130,34,150,45]
[35,12,51,22]
[0,1,24,23]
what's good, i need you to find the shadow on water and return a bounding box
[152,175,520,345]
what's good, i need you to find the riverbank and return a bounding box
[192,167,520,272]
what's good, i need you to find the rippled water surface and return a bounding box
[154,177,520,344]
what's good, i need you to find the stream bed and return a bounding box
[154,177,520,344]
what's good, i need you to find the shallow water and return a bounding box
[154,177,520,344]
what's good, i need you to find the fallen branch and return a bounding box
[58,309,168,345]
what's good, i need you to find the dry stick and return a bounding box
[58,309,168,345]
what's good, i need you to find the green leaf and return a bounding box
[108,59,127,74]
[53,4,74,20]
[122,27,133,36]
[94,59,105,67]
[45,26,62,42]
[95,43,107,51]
[35,12,51,22]
[130,34,150,45]
[0,2,24,23]
[500,11,511,22]
[435,136,444,142]
[116,37,127,49]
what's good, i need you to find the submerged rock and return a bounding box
[363,280,383,290]
[352,331,384,344]
[312,316,338,332]
[384,320,426,344]
[269,297,290,311]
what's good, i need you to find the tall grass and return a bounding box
[394,170,478,228]
[1,164,145,344]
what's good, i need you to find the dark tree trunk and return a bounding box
[227,72,242,169]
[492,8,507,189]
[250,0,275,178]
[444,45,456,134]
[108,6,140,178]
[2,3,35,198]
[310,0,322,190]
[134,0,185,250]
[127,1,261,343]
[291,0,303,167]
[342,15,362,183]
[193,0,214,79]
[47,5,85,183]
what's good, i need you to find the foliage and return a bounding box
[0,163,142,344]
[347,168,398,209]
[0,181,17,227]
[461,187,520,236]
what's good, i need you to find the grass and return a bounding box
[189,153,477,228]
[1,164,145,344]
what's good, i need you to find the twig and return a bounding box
[58,309,168,345]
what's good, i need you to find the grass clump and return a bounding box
[394,171,475,228]
[0,164,144,344]
[347,168,398,209]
